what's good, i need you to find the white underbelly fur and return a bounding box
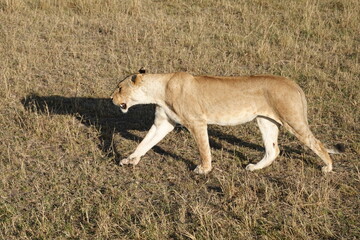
[207,112,257,126]
[160,105,258,126]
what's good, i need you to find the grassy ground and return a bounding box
[0,0,359,239]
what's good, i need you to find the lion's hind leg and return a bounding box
[246,117,280,171]
[284,122,333,173]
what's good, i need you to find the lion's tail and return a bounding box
[327,143,345,154]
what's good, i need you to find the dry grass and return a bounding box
[0,0,359,239]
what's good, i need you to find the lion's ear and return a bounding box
[131,74,143,85]
[139,67,146,74]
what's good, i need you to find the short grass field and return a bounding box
[0,0,359,239]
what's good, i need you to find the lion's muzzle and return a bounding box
[120,103,127,110]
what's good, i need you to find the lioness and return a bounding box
[111,70,340,174]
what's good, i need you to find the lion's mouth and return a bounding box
[120,103,127,110]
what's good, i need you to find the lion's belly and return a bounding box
[207,112,257,126]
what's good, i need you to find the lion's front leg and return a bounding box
[120,124,157,166]
[120,106,175,166]
[187,122,212,174]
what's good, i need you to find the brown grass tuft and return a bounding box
[0,0,359,239]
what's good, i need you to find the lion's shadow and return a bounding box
[22,95,159,159]
[21,94,291,169]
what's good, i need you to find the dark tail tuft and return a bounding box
[327,143,345,154]
[334,143,345,153]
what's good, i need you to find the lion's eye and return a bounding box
[118,87,122,93]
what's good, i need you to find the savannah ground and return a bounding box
[0,0,359,239]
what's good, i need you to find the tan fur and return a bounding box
[111,72,334,174]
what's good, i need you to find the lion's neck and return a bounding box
[138,74,171,105]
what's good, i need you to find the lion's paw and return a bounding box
[321,165,333,173]
[245,164,256,171]
[119,156,140,166]
[194,165,212,175]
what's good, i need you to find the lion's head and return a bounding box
[111,73,145,113]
